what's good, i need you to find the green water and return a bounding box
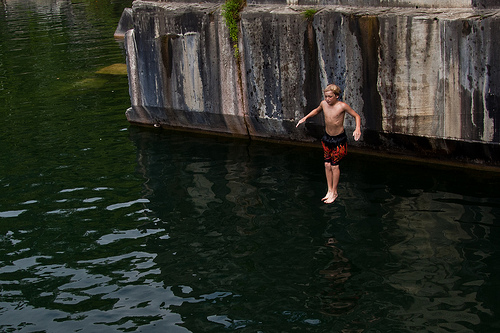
[1,1,500,332]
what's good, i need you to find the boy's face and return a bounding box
[324,91,338,105]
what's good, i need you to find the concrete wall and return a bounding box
[120,1,500,164]
[129,0,499,9]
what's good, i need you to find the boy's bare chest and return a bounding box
[323,106,345,121]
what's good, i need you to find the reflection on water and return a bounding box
[129,128,500,332]
[1,0,500,332]
[319,237,356,316]
[382,192,492,331]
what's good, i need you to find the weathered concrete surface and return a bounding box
[114,7,133,39]
[120,0,500,9]
[120,1,500,165]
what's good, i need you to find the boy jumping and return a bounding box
[296,84,361,204]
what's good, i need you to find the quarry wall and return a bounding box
[117,0,500,164]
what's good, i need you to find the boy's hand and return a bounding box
[353,129,361,141]
[296,117,306,127]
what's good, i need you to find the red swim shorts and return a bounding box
[322,131,347,165]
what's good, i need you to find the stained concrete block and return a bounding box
[122,1,500,164]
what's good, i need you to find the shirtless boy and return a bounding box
[296,84,361,204]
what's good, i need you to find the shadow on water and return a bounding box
[128,126,500,332]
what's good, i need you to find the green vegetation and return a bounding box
[221,0,246,58]
[303,8,318,21]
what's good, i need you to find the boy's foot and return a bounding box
[322,191,334,202]
[323,193,338,204]
[322,191,337,202]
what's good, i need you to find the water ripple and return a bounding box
[96,229,166,245]
[105,198,150,211]
[0,210,26,218]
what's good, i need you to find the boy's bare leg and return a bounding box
[322,163,339,204]
[322,162,332,201]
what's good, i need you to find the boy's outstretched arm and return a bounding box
[345,105,361,141]
[296,104,322,127]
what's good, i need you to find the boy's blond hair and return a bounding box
[324,84,341,96]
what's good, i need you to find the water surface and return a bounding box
[1,1,500,332]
